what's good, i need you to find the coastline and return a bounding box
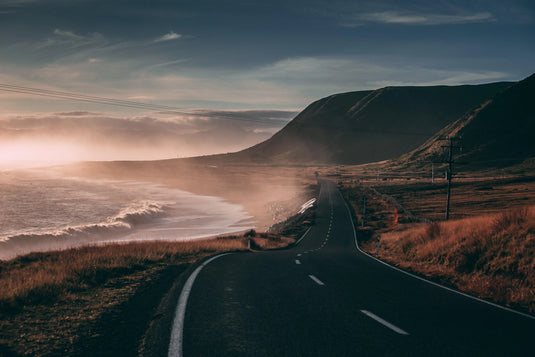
[0,168,267,261]
[0,205,315,356]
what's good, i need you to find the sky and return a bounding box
[0,0,534,164]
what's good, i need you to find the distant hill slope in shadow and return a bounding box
[397,73,535,169]
[207,82,512,165]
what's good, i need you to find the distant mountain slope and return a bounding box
[398,73,535,169]
[225,82,512,164]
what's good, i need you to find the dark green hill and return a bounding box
[399,73,535,169]
[224,82,512,164]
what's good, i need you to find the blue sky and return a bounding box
[0,0,533,162]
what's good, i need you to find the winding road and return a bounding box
[169,180,534,356]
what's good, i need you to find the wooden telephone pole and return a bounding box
[441,136,462,220]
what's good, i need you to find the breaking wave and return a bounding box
[0,171,255,261]
[112,200,167,226]
[0,201,167,258]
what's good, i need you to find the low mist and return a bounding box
[0,109,296,168]
[57,157,317,232]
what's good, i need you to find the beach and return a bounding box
[0,169,256,260]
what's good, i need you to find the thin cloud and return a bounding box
[0,0,37,11]
[150,58,189,68]
[53,29,83,40]
[346,11,495,26]
[40,29,108,50]
[54,111,99,117]
[367,70,509,88]
[155,31,182,42]
[0,0,38,4]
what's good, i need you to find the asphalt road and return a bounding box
[169,180,534,356]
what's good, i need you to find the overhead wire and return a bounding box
[0,83,180,111]
[0,83,292,125]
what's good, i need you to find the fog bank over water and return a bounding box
[0,109,297,165]
[0,170,255,260]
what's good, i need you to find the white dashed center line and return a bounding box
[295,259,301,265]
[360,310,410,335]
[308,275,325,286]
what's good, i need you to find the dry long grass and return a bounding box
[369,207,535,312]
[0,235,292,312]
[0,234,295,356]
[1,241,224,310]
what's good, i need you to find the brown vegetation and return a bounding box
[340,177,535,314]
[369,207,535,313]
[0,234,295,356]
[338,169,535,221]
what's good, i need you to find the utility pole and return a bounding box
[362,196,366,227]
[440,136,462,220]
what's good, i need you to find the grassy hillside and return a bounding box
[340,175,535,314]
[228,82,512,164]
[369,208,535,313]
[397,73,535,169]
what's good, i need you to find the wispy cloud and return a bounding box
[0,0,38,4]
[53,29,83,40]
[155,31,182,42]
[0,0,37,11]
[150,58,189,68]
[39,29,108,50]
[0,52,513,115]
[346,11,495,26]
[252,56,512,95]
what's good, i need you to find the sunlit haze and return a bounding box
[0,110,297,167]
[0,0,533,166]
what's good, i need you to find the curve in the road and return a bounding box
[168,180,535,357]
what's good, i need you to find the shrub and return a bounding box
[244,229,257,237]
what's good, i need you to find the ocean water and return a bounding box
[0,169,255,260]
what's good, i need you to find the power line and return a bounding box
[0,83,182,111]
[0,83,288,125]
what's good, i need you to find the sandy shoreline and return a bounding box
[54,159,318,230]
[1,161,317,261]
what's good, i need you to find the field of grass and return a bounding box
[366,207,535,313]
[4,160,534,355]
[0,233,297,357]
[340,175,535,314]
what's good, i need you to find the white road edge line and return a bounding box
[308,274,325,286]
[168,253,232,357]
[295,259,301,265]
[361,310,410,335]
[338,188,535,321]
[295,226,313,246]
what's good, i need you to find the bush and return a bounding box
[244,229,257,237]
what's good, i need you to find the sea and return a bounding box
[0,169,255,260]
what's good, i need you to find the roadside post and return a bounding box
[361,196,366,227]
[376,235,381,255]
